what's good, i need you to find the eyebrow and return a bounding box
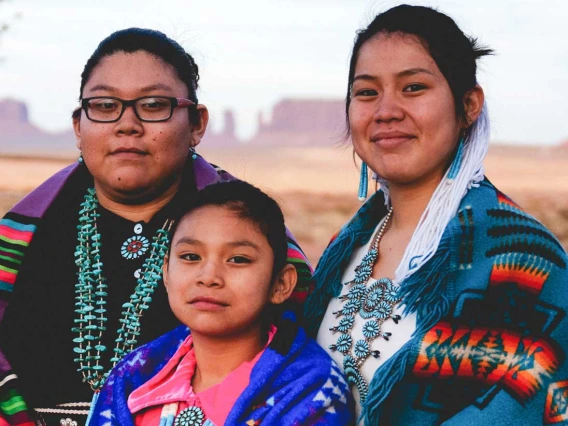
[226,240,260,250]
[174,237,260,251]
[140,83,174,93]
[89,84,116,93]
[88,83,174,93]
[353,68,434,83]
[397,68,434,78]
[352,74,377,83]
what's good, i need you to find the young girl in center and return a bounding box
[89,180,354,426]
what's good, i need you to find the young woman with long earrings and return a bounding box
[305,5,568,425]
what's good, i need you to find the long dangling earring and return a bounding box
[358,162,368,201]
[78,152,84,164]
[190,147,197,161]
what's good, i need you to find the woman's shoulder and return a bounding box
[457,178,562,242]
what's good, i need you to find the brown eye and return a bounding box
[181,253,200,261]
[228,256,251,264]
[355,89,378,97]
[403,84,426,92]
[90,99,119,111]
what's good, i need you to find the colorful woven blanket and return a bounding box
[305,179,568,425]
[89,317,354,425]
[0,157,314,425]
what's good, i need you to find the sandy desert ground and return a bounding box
[1,145,568,263]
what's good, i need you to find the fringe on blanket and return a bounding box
[399,226,456,336]
[361,339,415,425]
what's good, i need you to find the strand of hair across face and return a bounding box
[378,104,490,284]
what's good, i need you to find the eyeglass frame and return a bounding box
[80,96,196,123]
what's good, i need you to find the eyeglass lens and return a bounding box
[86,97,173,122]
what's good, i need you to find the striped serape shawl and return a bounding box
[304,178,568,425]
[0,156,314,425]
[89,317,354,425]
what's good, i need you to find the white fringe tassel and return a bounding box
[378,104,491,284]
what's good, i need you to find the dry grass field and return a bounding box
[1,145,568,264]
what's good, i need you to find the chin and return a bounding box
[104,177,155,198]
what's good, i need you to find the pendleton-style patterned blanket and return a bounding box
[0,157,314,426]
[305,179,568,425]
[89,318,354,425]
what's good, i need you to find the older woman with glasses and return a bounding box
[0,28,313,426]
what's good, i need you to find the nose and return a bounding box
[114,104,144,136]
[196,259,224,288]
[373,90,404,123]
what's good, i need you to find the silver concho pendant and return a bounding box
[174,406,206,426]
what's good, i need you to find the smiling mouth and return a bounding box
[371,133,415,147]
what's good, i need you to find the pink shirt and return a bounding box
[128,326,276,426]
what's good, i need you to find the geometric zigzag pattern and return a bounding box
[245,365,350,425]
[544,379,568,424]
[311,365,350,413]
[413,321,561,401]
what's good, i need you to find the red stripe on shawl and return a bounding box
[489,263,549,294]
[0,226,33,245]
[496,191,520,208]
[0,269,16,285]
[287,247,307,261]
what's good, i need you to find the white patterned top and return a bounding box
[317,219,417,418]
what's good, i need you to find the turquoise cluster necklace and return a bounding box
[328,207,402,403]
[73,187,172,393]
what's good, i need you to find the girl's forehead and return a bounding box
[174,205,267,243]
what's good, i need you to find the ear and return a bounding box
[162,254,170,293]
[189,104,209,148]
[73,113,82,151]
[269,264,297,305]
[462,85,484,127]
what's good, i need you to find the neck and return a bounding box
[94,180,181,223]
[190,327,265,393]
[387,174,442,233]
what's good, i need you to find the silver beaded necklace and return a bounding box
[328,207,402,403]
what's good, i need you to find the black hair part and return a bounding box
[75,27,201,125]
[168,180,288,280]
[346,4,492,136]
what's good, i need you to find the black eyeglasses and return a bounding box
[80,96,196,123]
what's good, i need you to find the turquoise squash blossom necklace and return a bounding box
[73,187,172,397]
[328,207,402,404]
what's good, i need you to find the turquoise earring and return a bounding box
[78,152,84,164]
[190,147,197,161]
[358,162,368,201]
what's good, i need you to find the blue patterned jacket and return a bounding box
[305,179,568,425]
[89,317,354,425]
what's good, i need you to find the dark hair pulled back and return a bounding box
[346,5,492,134]
[169,180,288,280]
[75,28,201,125]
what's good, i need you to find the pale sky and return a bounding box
[0,0,567,145]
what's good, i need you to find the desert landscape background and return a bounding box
[2,143,568,265]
